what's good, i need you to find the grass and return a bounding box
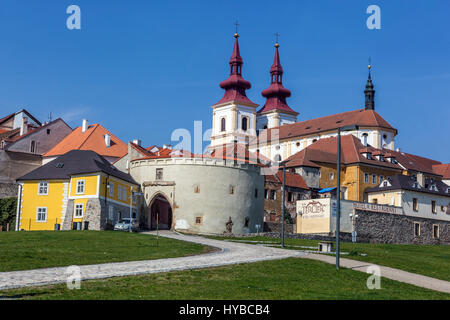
[0,231,211,272]
[1,258,448,300]
[207,235,450,281]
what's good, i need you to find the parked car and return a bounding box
[113,218,139,232]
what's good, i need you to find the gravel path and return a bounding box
[0,231,449,294]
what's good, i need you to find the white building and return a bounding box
[367,173,450,222]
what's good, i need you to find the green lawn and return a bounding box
[0,231,211,272]
[207,236,450,281]
[1,258,448,300]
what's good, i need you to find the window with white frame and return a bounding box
[329,172,334,180]
[372,174,377,184]
[379,175,384,183]
[364,173,369,183]
[38,182,48,195]
[74,203,83,218]
[36,207,47,222]
[108,182,114,197]
[76,180,85,194]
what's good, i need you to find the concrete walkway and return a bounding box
[0,231,304,291]
[0,231,449,294]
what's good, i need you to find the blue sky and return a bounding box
[0,1,449,162]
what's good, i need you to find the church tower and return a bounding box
[364,64,375,110]
[210,32,259,148]
[256,41,298,131]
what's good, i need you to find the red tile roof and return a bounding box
[284,135,403,170]
[44,123,127,159]
[432,164,450,179]
[381,148,442,175]
[253,108,397,144]
[265,171,309,189]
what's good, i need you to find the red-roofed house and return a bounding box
[43,119,127,164]
[283,135,404,201]
[264,170,310,223]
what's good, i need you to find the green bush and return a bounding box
[0,197,17,231]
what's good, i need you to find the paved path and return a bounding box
[0,231,449,294]
[0,231,304,290]
[305,253,450,294]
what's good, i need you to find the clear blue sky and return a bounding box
[0,1,448,162]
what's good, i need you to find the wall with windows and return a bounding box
[130,157,264,235]
[17,180,67,230]
[368,190,450,222]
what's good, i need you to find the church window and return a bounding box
[195,217,202,225]
[155,168,163,180]
[312,139,317,143]
[254,188,258,198]
[220,118,226,132]
[241,117,248,131]
[274,154,282,163]
[194,184,200,193]
[296,142,300,147]
[229,185,235,195]
[362,133,368,146]
[244,217,249,228]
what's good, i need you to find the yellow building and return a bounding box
[16,150,138,231]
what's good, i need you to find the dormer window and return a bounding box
[413,182,420,188]
[383,181,388,187]
[430,185,438,192]
[446,188,450,194]
[367,153,373,160]
[380,155,385,162]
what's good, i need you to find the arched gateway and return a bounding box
[149,194,172,230]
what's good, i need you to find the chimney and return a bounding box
[132,139,141,146]
[20,117,28,136]
[104,134,111,147]
[82,119,88,133]
[416,172,425,187]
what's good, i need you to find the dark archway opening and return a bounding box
[150,194,172,230]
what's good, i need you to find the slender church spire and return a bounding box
[258,40,298,115]
[215,31,257,106]
[364,62,375,110]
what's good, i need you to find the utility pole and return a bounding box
[335,125,358,270]
[281,161,286,248]
[336,128,341,269]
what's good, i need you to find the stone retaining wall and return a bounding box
[355,209,449,245]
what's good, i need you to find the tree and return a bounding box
[0,197,17,230]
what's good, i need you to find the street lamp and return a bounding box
[129,188,144,234]
[280,160,288,248]
[336,125,358,269]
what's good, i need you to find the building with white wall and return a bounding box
[366,174,450,222]
[130,153,264,235]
